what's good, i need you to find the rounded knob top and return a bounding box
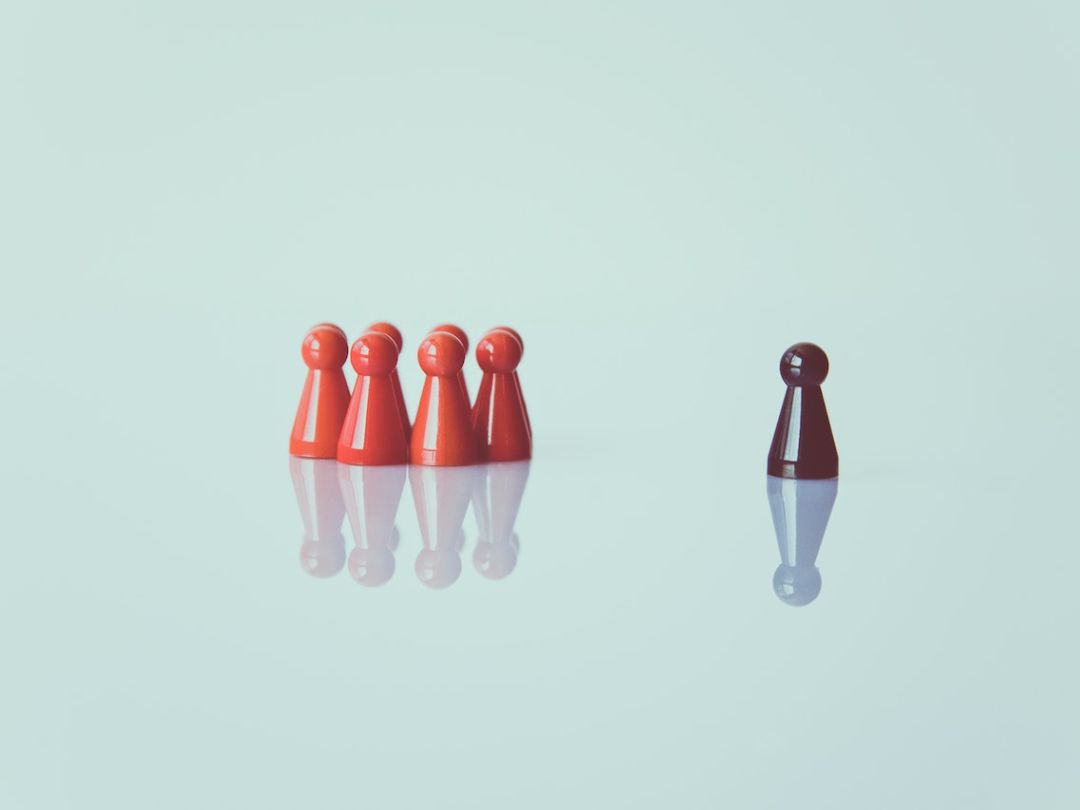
[491,325,524,357]
[418,331,466,376]
[476,329,523,373]
[351,331,399,376]
[431,323,469,352]
[366,321,403,354]
[301,324,349,370]
[780,342,829,386]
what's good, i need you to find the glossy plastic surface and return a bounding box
[289,456,347,578]
[409,464,479,588]
[337,331,410,466]
[767,342,838,479]
[472,461,531,579]
[411,331,478,466]
[367,321,411,439]
[430,323,472,408]
[289,324,352,459]
[338,463,406,587]
[490,325,531,437]
[473,328,532,462]
[766,475,838,606]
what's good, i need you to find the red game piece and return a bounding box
[410,465,478,588]
[289,457,346,578]
[472,328,531,462]
[289,323,351,459]
[367,321,411,438]
[410,331,478,466]
[489,325,531,438]
[430,323,471,407]
[337,331,410,466]
[338,463,406,587]
[767,342,838,479]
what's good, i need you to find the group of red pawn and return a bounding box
[290,322,531,466]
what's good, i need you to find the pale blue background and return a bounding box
[2,3,1078,808]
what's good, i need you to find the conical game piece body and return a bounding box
[290,457,347,578]
[489,326,531,437]
[367,321,411,439]
[290,323,352,459]
[338,463,406,587]
[411,331,478,466]
[767,342,838,479]
[338,331,410,466]
[767,475,838,606]
[472,460,531,580]
[431,323,471,408]
[472,329,531,462]
[410,464,479,589]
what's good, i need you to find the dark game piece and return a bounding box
[767,342,838,479]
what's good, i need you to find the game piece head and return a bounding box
[418,330,466,377]
[491,326,524,356]
[350,331,399,376]
[348,547,395,587]
[367,322,403,354]
[476,329,523,374]
[301,324,349,370]
[415,549,462,589]
[779,342,829,386]
[773,564,822,606]
[431,323,469,352]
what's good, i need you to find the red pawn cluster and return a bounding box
[289,322,531,466]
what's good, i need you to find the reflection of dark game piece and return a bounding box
[410,465,478,588]
[767,476,837,606]
[338,463,406,587]
[767,342,838,479]
[289,457,346,578]
[472,461,531,580]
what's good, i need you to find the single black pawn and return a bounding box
[767,343,838,479]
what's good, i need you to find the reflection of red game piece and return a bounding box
[489,325,531,438]
[767,343,838,479]
[430,323,471,408]
[290,323,351,458]
[367,321,411,439]
[338,463,406,587]
[472,329,531,462]
[410,331,477,466]
[290,457,347,578]
[472,460,530,580]
[410,465,478,589]
[338,331,410,466]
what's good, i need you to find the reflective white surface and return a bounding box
[5,2,1080,807]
